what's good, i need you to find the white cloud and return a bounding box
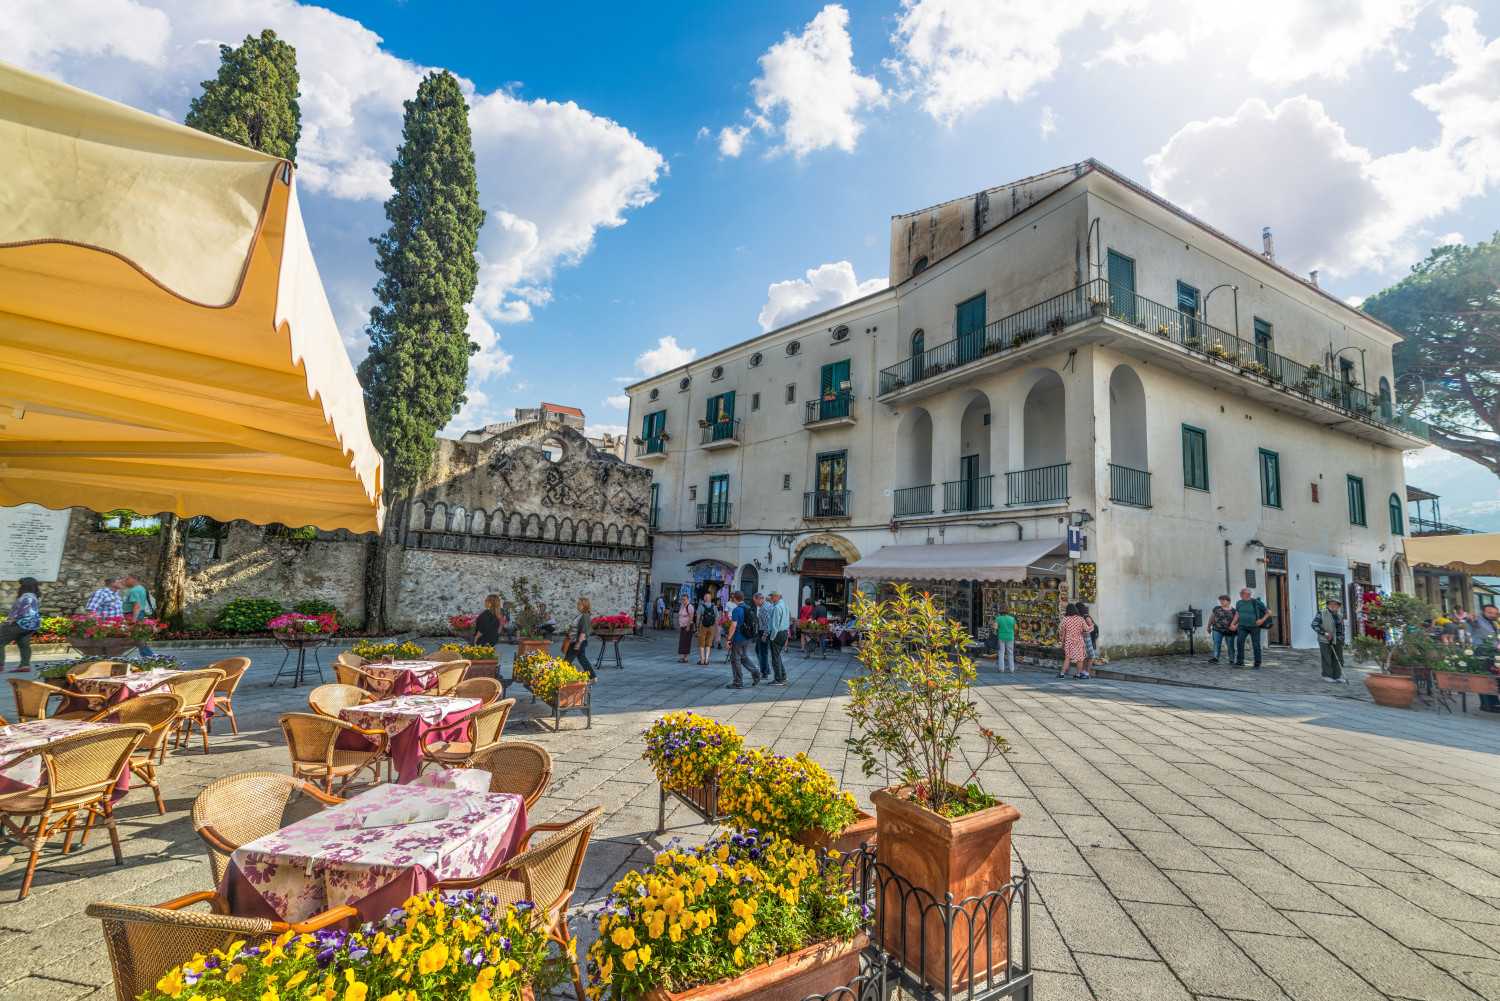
[602,394,630,409]
[1146,10,1500,276]
[2,0,171,70]
[1089,29,1186,69]
[1233,0,1424,86]
[584,423,627,439]
[635,336,696,376]
[720,4,883,157]
[758,261,886,332]
[464,303,514,380]
[445,387,505,437]
[1038,106,1059,138]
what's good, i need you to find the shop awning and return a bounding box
[1405,534,1500,576]
[843,538,1069,582]
[0,63,383,532]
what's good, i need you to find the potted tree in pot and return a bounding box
[844,584,1016,990]
[1357,591,1433,709]
[506,576,552,658]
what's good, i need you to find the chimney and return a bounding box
[1262,226,1275,262]
[1309,270,1319,287]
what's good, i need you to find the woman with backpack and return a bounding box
[695,593,718,666]
[1,577,41,673]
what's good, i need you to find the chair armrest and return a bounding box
[511,820,570,853]
[286,906,360,932]
[196,824,240,856]
[156,890,229,912]
[296,782,346,805]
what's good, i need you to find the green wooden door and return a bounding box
[818,360,851,419]
[956,294,986,364]
[1107,250,1135,323]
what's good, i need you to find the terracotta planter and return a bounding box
[549,680,590,709]
[794,809,877,857]
[517,638,553,659]
[593,628,631,640]
[1434,671,1500,695]
[1363,673,1417,709]
[463,659,499,681]
[643,932,867,1001]
[871,785,1021,991]
[67,638,141,658]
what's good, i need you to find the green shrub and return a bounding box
[216,597,285,632]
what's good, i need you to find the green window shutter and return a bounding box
[1388,493,1404,535]
[1347,475,1366,525]
[1176,281,1199,317]
[1106,250,1136,323]
[1182,425,1208,490]
[1259,449,1281,508]
[820,360,851,395]
[722,391,735,419]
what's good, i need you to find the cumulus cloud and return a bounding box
[719,4,883,158]
[1038,106,1059,138]
[758,261,886,332]
[1146,9,1500,276]
[1234,0,1424,86]
[1089,29,1186,69]
[602,394,630,409]
[584,423,627,438]
[635,336,696,376]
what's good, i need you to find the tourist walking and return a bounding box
[561,597,594,678]
[797,598,813,651]
[993,605,1017,672]
[655,594,667,630]
[1473,604,1498,713]
[1313,598,1346,682]
[1,577,41,673]
[1206,595,1235,664]
[695,593,717,666]
[84,575,125,617]
[1231,588,1270,669]
[473,594,503,646]
[1058,602,1089,679]
[766,589,790,685]
[121,571,155,657]
[676,593,694,662]
[724,591,758,689]
[1078,602,1098,676]
[752,592,772,678]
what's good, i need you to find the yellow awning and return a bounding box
[0,61,383,532]
[1404,534,1500,577]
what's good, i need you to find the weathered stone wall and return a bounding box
[0,509,160,615]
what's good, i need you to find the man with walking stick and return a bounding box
[1313,598,1346,683]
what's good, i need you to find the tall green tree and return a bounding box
[184,29,301,162]
[358,69,485,492]
[1364,234,1500,478]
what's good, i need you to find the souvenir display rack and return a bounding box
[986,576,1066,650]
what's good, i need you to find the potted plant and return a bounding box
[351,639,428,661]
[718,747,873,855]
[657,430,671,441]
[138,887,558,1001]
[1357,591,1433,708]
[54,614,162,658]
[1434,642,1500,700]
[633,435,645,445]
[513,653,591,729]
[504,576,552,657]
[643,711,743,818]
[440,642,499,678]
[448,612,477,636]
[1087,295,1108,315]
[1046,314,1066,335]
[698,419,711,428]
[586,834,866,1001]
[844,585,1016,990]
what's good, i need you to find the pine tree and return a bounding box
[184,29,301,162]
[358,70,485,491]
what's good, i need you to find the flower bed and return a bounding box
[512,649,554,686]
[592,614,636,632]
[142,888,557,1000]
[441,643,496,661]
[48,615,162,641]
[798,617,832,637]
[1440,643,1498,675]
[352,640,428,661]
[586,833,864,1000]
[718,749,859,844]
[267,612,340,635]
[642,712,744,791]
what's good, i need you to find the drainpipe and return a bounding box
[1223,539,1232,597]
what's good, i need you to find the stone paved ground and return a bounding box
[2,632,1497,1000]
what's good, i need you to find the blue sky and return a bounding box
[8,0,1499,525]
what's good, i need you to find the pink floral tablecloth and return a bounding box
[221,778,527,924]
[359,660,442,696]
[72,669,183,707]
[0,719,131,802]
[338,695,480,784]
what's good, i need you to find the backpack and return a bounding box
[699,602,717,628]
[737,605,759,640]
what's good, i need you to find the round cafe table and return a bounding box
[337,694,480,784]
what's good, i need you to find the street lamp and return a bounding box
[1332,345,1367,391]
[1204,283,1239,336]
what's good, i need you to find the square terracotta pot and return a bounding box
[517,638,553,659]
[793,809,877,857]
[870,785,1020,991]
[642,932,866,1001]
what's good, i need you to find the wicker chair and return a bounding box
[7,677,83,721]
[192,771,345,886]
[93,692,183,815]
[204,657,251,735]
[332,662,364,687]
[67,661,124,681]
[343,663,397,697]
[87,893,357,1001]
[0,723,149,899]
[307,683,372,717]
[335,652,368,668]
[278,712,387,795]
[439,805,604,1001]
[419,698,514,771]
[426,649,466,663]
[431,660,469,695]
[452,677,503,705]
[468,741,552,808]
[161,669,224,757]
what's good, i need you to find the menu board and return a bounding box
[0,504,71,582]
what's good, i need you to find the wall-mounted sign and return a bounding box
[0,504,71,582]
[1067,526,1082,560]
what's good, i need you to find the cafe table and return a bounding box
[358,659,443,696]
[338,694,480,784]
[0,718,131,802]
[220,769,526,924]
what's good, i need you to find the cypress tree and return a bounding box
[184,29,301,162]
[358,69,485,491]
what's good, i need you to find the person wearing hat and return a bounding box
[1312,598,1346,682]
[766,589,791,685]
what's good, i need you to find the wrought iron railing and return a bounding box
[1006,463,1069,506]
[893,484,934,517]
[806,391,855,424]
[1108,464,1151,507]
[805,489,852,519]
[634,437,666,457]
[1409,515,1477,536]
[876,279,1429,440]
[696,502,732,528]
[943,475,994,512]
[700,418,741,445]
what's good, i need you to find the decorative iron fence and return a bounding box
[893,484,934,517]
[805,489,852,519]
[1108,464,1151,508]
[701,418,741,445]
[1006,463,1069,506]
[696,502,732,528]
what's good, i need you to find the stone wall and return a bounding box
[0,509,160,615]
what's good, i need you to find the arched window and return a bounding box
[1389,492,1404,536]
[1378,377,1391,403]
[910,330,925,375]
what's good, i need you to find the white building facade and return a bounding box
[626,161,1425,655]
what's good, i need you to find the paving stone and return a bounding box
[1206,849,1352,914]
[1037,874,1156,960]
[1228,931,1388,1001]
[1284,911,1487,1000]
[1419,950,1500,1000]
[1164,871,1302,936]
[1122,901,1289,1000]
[1073,953,1192,1001]
[1315,882,1499,958]
[1239,833,1377,887]
[1123,829,1227,873]
[1081,848,1190,905]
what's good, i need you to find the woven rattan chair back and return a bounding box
[332,662,364,687]
[87,900,278,1001]
[426,649,466,663]
[469,698,515,748]
[112,693,183,753]
[192,771,324,885]
[7,678,70,720]
[452,677,502,705]
[278,712,343,767]
[469,741,552,808]
[515,806,604,910]
[165,670,222,713]
[69,662,119,680]
[346,664,396,695]
[335,652,368,668]
[206,658,250,695]
[432,661,469,695]
[308,683,369,717]
[40,724,149,804]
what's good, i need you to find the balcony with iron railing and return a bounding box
[700,418,741,449]
[804,391,856,427]
[943,475,994,513]
[876,278,1429,444]
[803,489,851,520]
[1108,464,1151,508]
[1006,463,1070,507]
[893,484,934,517]
[696,502,732,528]
[1409,515,1478,537]
[633,436,668,460]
